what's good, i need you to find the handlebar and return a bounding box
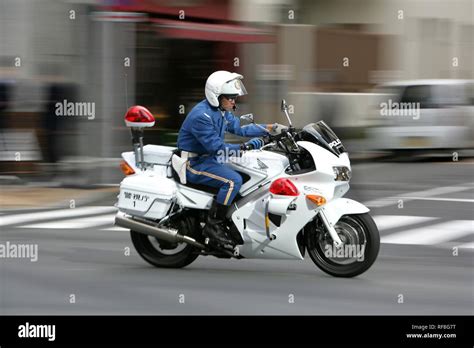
[257,128,300,153]
[260,142,275,150]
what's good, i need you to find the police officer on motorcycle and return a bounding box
[177,71,286,245]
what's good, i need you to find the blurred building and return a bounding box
[0,0,472,183]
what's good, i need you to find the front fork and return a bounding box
[318,210,344,248]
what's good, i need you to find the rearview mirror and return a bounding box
[240,113,254,124]
[280,99,293,126]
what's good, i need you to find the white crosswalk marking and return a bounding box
[399,197,474,203]
[363,184,474,208]
[20,214,115,229]
[381,220,474,245]
[2,208,473,250]
[0,206,117,227]
[101,226,128,231]
[373,215,438,231]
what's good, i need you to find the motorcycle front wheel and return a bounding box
[305,213,380,278]
[130,215,200,268]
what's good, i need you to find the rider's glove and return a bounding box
[241,138,264,150]
[268,123,288,135]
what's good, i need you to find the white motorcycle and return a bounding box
[115,100,380,277]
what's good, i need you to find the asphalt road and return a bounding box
[1,159,473,315]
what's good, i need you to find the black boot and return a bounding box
[203,201,232,245]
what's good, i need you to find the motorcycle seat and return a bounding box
[169,149,248,198]
[171,164,220,195]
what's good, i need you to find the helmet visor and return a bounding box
[221,78,248,97]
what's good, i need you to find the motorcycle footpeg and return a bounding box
[212,239,235,249]
[216,244,238,258]
[222,243,235,251]
[202,236,234,249]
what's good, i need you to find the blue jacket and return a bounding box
[178,99,268,156]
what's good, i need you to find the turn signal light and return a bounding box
[120,161,135,176]
[269,178,299,196]
[306,194,326,206]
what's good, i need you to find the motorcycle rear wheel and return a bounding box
[130,215,200,268]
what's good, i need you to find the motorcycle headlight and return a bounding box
[333,166,352,181]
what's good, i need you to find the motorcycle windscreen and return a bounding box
[301,121,347,156]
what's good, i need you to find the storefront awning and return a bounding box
[151,19,274,43]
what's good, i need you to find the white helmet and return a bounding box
[205,70,248,107]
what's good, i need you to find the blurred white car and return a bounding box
[367,79,474,152]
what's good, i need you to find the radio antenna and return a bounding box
[124,73,129,108]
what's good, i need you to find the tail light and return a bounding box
[120,161,135,176]
[269,178,299,196]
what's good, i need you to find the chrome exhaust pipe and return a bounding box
[115,212,205,249]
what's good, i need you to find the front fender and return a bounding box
[319,198,370,227]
